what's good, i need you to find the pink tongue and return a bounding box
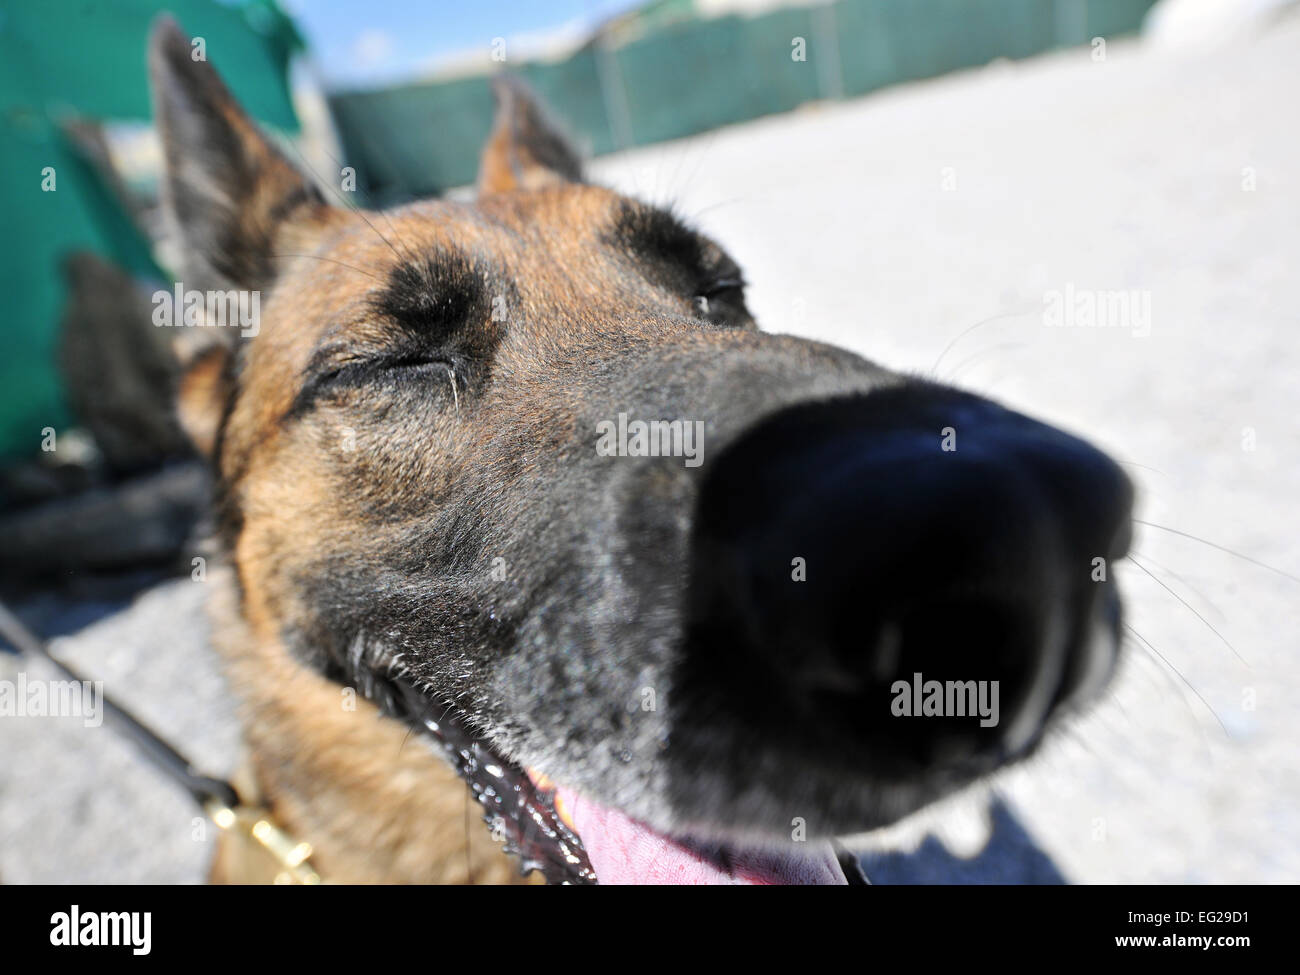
[557,788,846,885]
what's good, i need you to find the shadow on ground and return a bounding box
[860,799,1067,884]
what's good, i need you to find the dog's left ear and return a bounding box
[148,16,329,296]
[477,75,584,195]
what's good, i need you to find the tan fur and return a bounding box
[205,565,536,884]
[176,346,233,460]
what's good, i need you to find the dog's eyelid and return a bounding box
[300,349,364,388]
[700,275,745,296]
[316,350,450,382]
[288,351,457,420]
[306,326,450,374]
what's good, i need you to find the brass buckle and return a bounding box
[204,799,322,885]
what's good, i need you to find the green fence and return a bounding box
[328,0,1159,204]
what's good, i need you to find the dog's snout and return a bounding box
[683,384,1133,778]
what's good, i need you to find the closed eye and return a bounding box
[288,352,454,419]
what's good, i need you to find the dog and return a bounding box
[147,16,1133,884]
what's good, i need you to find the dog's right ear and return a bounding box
[148,16,328,297]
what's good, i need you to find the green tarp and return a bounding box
[0,0,301,460]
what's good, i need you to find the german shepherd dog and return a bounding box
[148,17,1133,884]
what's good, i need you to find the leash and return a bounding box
[0,598,322,885]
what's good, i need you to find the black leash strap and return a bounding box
[0,597,323,882]
[0,599,238,811]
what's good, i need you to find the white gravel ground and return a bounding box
[3,17,1297,883]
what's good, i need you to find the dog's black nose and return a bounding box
[685,385,1133,776]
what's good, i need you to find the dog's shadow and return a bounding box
[858,798,1067,884]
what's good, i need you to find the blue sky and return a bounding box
[282,0,644,86]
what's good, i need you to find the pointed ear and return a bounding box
[477,75,584,195]
[148,16,327,295]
